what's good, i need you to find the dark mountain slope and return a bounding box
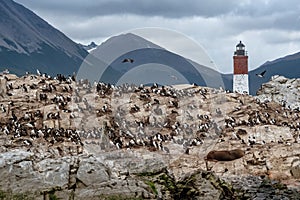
[79,33,228,88]
[0,0,88,76]
[249,52,300,95]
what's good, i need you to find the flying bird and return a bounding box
[170,75,178,80]
[256,70,266,78]
[122,58,134,63]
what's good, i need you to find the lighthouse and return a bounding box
[233,41,249,94]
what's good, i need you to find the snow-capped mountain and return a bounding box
[0,0,88,76]
[79,42,98,52]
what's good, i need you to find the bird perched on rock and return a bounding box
[256,70,266,78]
[122,58,134,63]
[36,69,41,76]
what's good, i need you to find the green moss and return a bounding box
[0,189,34,200]
[137,170,238,199]
[145,180,158,195]
[136,170,162,177]
[158,174,176,192]
[49,193,59,200]
[46,187,62,200]
[0,190,6,200]
[272,182,287,190]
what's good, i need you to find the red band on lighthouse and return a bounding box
[233,56,248,74]
[233,41,249,94]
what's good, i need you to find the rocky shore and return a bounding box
[0,73,299,199]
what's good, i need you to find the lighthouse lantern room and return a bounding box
[233,41,249,94]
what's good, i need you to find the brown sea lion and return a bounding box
[205,149,245,161]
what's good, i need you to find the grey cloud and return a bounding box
[232,0,300,17]
[225,11,300,34]
[15,0,300,19]
[14,0,242,18]
[15,0,300,33]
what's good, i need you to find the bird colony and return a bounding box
[0,72,299,157]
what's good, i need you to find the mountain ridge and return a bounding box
[0,0,88,75]
[78,32,227,88]
[261,51,300,66]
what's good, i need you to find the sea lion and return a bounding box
[205,149,245,161]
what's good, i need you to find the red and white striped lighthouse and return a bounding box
[233,41,249,94]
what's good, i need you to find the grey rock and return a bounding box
[257,75,300,109]
[35,158,70,188]
[77,156,110,186]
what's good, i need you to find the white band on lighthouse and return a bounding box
[233,74,249,94]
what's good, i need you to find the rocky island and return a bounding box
[0,73,299,199]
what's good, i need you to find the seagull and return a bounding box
[256,70,266,78]
[2,69,9,74]
[122,58,134,63]
[170,75,178,80]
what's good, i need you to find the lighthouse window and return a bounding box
[237,46,245,50]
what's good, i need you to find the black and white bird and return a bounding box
[122,58,134,63]
[36,69,41,76]
[256,70,266,78]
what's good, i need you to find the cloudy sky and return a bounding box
[15,0,300,73]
